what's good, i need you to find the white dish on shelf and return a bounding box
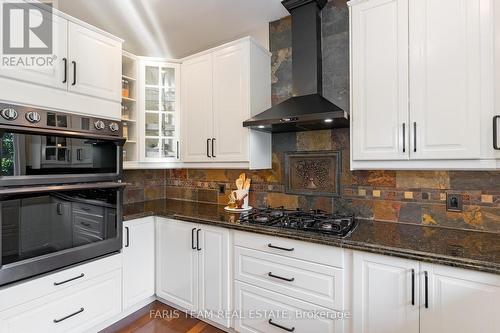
[224,206,253,212]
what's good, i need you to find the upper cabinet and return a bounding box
[0,2,123,119]
[139,60,181,162]
[349,0,499,169]
[181,38,272,169]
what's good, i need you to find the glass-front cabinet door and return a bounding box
[140,61,180,162]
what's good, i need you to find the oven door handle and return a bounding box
[0,182,127,196]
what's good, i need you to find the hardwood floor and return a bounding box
[100,301,226,333]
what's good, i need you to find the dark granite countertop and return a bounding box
[124,199,500,275]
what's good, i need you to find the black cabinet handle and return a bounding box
[176,141,180,159]
[411,269,415,306]
[53,307,84,323]
[72,61,77,85]
[413,122,417,152]
[402,123,406,153]
[268,319,295,332]
[494,115,500,150]
[268,243,294,252]
[125,226,130,247]
[76,148,82,161]
[191,227,196,250]
[424,271,429,309]
[62,58,67,83]
[196,229,201,251]
[268,272,295,282]
[211,138,216,157]
[54,273,85,286]
[206,139,211,158]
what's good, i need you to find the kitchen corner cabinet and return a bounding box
[181,37,272,169]
[156,218,230,328]
[353,251,500,333]
[349,0,499,170]
[139,60,181,162]
[122,217,155,310]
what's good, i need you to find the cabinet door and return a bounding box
[351,0,409,161]
[156,218,198,311]
[420,263,500,333]
[198,225,230,328]
[352,252,419,333]
[409,0,482,159]
[0,3,68,90]
[122,218,155,309]
[140,61,181,162]
[181,54,214,162]
[67,22,121,102]
[212,43,249,162]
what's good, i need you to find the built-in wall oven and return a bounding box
[0,103,125,286]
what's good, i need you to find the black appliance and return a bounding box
[0,103,125,286]
[239,207,357,238]
[243,0,349,133]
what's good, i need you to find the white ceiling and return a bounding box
[58,0,288,58]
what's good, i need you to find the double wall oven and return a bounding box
[0,103,125,286]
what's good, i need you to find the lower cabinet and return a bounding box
[156,218,230,328]
[353,251,500,333]
[0,255,122,333]
[122,217,155,310]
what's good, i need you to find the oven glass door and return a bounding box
[0,186,122,286]
[0,130,120,184]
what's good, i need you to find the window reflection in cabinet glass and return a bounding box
[162,138,175,157]
[145,66,159,85]
[161,67,175,88]
[161,113,175,136]
[145,87,159,110]
[145,113,159,137]
[145,138,160,158]
[45,147,56,160]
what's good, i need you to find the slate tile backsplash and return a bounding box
[123,0,500,233]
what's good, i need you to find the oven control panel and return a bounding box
[0,103,122,137]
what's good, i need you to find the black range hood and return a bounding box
[243,0,348,133]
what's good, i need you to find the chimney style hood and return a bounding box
[243,0,349,133]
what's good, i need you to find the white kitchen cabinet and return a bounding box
[353,251,500,333]
[67,22,122,102]
[122,217,155,310]
[181,54,213,162]
[352,251,419,333]
[350,0,409,161]
[181,37,272,169]
[0,3,68,91]
[155,218,231,328]
[420,263,500,333]
[349,0,498,169]
[156,218,198,311]
[139,60,181,162]
[409,0,481,160]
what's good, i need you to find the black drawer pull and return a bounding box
[53,307,84,323]
[196,228,202,251]
[424,270,429,309]
[494,115,500,150]
[411,269,415,306]
[268,319,295,332]
[268,272,295,282]
[54,273,85,286]
[125,226,130,247]
[72,61,77,86]
[268,243,294,252]
[191,227,197,250]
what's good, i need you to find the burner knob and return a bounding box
[1,108,18,120]
[94,120,105,130]
[25,111,41,123]
[109,122,119,132]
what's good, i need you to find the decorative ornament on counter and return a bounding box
[225,173,252,212]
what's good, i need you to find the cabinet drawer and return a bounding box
[0,269,122,333]
[234,246,343,310]
[0,254,121,311]
[234,231,344,268]
[234,281,341,333]
[73,203,104,217]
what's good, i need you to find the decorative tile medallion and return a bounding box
[284,151,341,197]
